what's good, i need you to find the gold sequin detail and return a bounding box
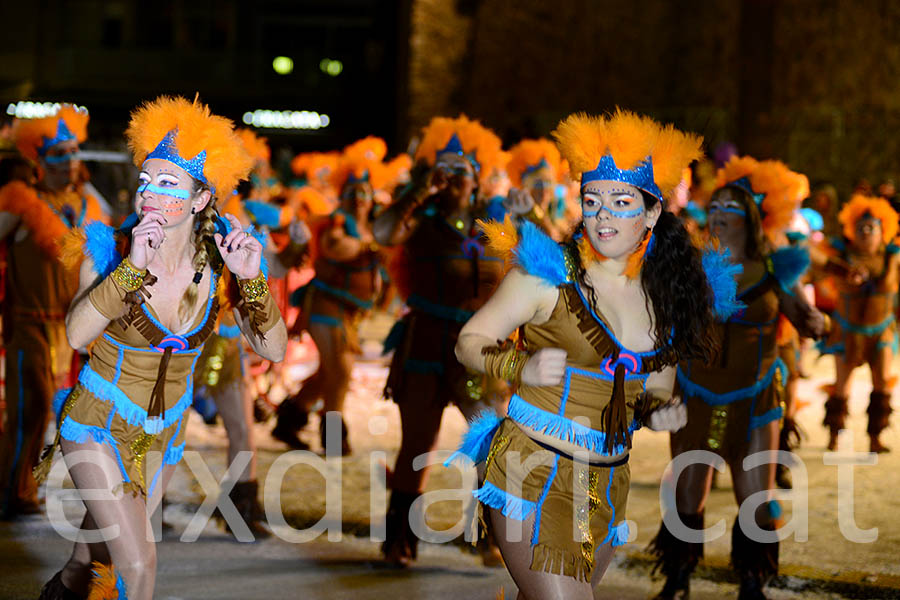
[200,335,229,387]
[707,406,729,450]
[484,434,510,474]
[576,470,603,570]
[130,433,157,491]
[238,272,269,303]
[59,387,82,424]
[464,374,484,402]
[111,257,147,291]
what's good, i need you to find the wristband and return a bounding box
[482,340,530,383]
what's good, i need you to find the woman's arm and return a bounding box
[233,305,287,362]
[641,366,687,432]
[320,222,374,262]
[66,257,114,349]
[455,268,565,387]
[778,282,828,339]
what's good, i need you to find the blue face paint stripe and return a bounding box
[709,206,747,217]
[43,152,80,164]
[138,183,191,200]
[582,201,645,219]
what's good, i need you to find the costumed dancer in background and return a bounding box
[289,151,340,211]
[373,115,508,566]
[34,96,286,600]
[813,194,899,453]
[452,110,729,599]
[0,105,107,520]
[652,156,827,600]
[502,138,567,239]
[273,137,387,456]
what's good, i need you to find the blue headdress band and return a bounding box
[437,133,480,174]
[523,158,550,178]
[38,118,76,157]
[727,176,765,205]
[580,154,663,202]
[347,170,370,185]
[144,130,209,189]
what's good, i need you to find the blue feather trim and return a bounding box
[828,237,846,253]
[243,200,281,228]
[749,405,784,430]
[513,220,570,287]
[769,245,810,291]
[84,221,121,278]
[702,245,745,321]
[609,520,630,547]
[443,410,503,466]
[115,571,128,599]
[676,358,786,406]
[472,481,538,521]
[52,388,72,419]
[507,395,638,455]
[78,364,192,433]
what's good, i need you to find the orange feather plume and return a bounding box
[290,152,338,180]
[506,139,562,187]
[839,194,899,244]
[342,136,388,162]
[124,95,253,198]
[552,108,702,200]
[330,154,389,192]
[236,128,270,163]
[86,562,120,600]
[414,115,503,184]
[478,215,519,261]
[752,160,804,240]
[290,186,332,218]
[714,155,759,189]
[13,104,89,161]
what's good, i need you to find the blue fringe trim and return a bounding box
[815,339,845,355]
[444,410,503,466]
[472,481,537,521]
[702,245,745,321]
[52,388,72,419]
[165,441,185,465]
[381,319,407,355]
[407,294,475,323]
[676,358,786,406]
[609,520,630,547]
[218,323,242,338]
[769,245,810,291]
[507,395,637,455]
[84,221,121,278]
[59,417,117,446]
[310,278,374,309]
[513,220,570,287]
[78,365,192,433]
[749,405,784,430]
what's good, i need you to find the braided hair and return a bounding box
[177,181,217,323]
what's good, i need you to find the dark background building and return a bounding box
[2,0,900,200]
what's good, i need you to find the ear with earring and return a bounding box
[191,206,196,214]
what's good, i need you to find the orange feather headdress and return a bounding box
[552,108,703,201]
[342,136,388,163]
[506,138,561,187]
[124,95,253,197]
[236,128,271,163]
[13,104,89,161]
[414,115,503,184]
[330,154,388,192]
[715,156,804,240]
[290,152,338,181]
[838,194,899,244]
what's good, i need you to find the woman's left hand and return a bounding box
[646,398,687,432]
[214,213,263,280]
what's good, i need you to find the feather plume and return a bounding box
[236,128,270,163]
[124,95,253,197]
[414,115,503,184]
[702,244,745,320]
[13,104,89,161]
[505,138,561,187]
[838,194,899,244]
[477,215,519,260]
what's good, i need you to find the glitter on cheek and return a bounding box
[162,198,186,217]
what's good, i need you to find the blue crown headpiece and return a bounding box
[727,176,765,205]
[144,129,209,189]
[523,157,550,178]
[438,133,480,174]
[347,170,370,185]
[580,154,663,201]
[38,118,77,156]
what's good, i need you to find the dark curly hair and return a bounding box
[566,193,719,365]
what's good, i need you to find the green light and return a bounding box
[272,56,294,75]
[320,58,343,77]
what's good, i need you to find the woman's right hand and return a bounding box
[503,188,535,215]
[520,348,567,387]
[129,211,166,270]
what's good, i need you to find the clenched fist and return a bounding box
[520,348,567,387]
[646,399,687,432]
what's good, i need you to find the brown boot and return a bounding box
[38,571,84,600]
[867,391,892,453]
[649,511,704,599]
[223,480,270,541]
[272,396,310,450]
[382,490,419,567]
[823,395,848,450]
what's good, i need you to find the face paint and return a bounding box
[708,205,746,217]
[139,182,191,200]
[43,151,80,165]
[162,197,187,217]
[582,198,645,219]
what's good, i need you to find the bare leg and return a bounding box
[867,346,894,452]
[215,381,256,482]
[59,439,157,600]
[391,373,444,494]
[489,508,594,600]
[730,420,778,524]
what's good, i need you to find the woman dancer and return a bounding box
[36,96,286,599]
[453,110,734,599]
[652,156,827,600]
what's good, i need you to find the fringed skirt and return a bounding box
[473,419,630,582]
